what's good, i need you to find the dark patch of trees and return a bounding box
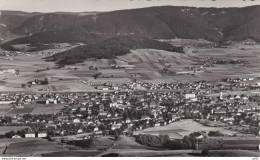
[113,128,123,140]
[4,129,28,138]
[135,134,170,146]
[66,138,94,148]
[66,134,95,148]
[208,131,224,137]
[49,36,184,66]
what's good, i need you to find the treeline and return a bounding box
[66,137,95,148]
[4,128,30,138]
[49,35,184,65]
[134,134,198,149]
[135,134,170,146]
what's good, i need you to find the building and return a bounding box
[38,133,48,138]
[0,100,16,104]
[25,133,35,138]
[73,118,81,123]
[12,135,22,139]
[185,93,196,99]
[220,92,223,100]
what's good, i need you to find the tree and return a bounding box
[47,126,55,137]
[44,78,49,85]
[127,130,133,137]
[208,131,224,137]
[136,134,170,146]
[114,128,123,140]
[93,73,101,79]
[5,130,15,138]
[163,139,184,150]
[183,136,192,149]
[201,149,209,156]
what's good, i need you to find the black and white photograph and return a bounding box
[0,0,259,158]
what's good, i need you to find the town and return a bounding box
[1,76,259,141]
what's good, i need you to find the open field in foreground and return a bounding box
[42,150,102,157]
[2,138,66,157]
[102,149,260,157]
[208,150,260,157]
[210,137,260,150]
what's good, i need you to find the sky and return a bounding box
[0,0,259,12]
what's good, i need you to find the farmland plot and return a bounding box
[31,103,64,115]
[4,139,65,157]
[5,108,34,116]
[134,119,239,139]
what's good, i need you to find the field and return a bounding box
[134,119,239,139]
[1,138,66,157]
[5,108,34,116]
[30,103,65,114]
[42,150,102,157]
[1,136,259,157]
[207,150,260,157]
[0,102,65,116]
[211,137,260,150]
[0,104,12,116]
[118,49,194,81]
[4,103,35,116]
[0,138,29,156]
[1,40,260,92]
[192,45,260,80]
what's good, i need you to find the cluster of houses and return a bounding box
[28,78,49,85]
[194,56,245,67]
[0,92,61,107]
[12,132,48,139]
[81,77,260,93]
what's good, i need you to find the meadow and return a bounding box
[1,40,260,92]
[0,104,12,116]
[211,137,260,150]
[134,119,239,139]
[3,139,66,157]
[30,103,65,114]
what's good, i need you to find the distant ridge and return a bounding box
[1,5,259,44]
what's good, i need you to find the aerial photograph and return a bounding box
[0,0,259,158]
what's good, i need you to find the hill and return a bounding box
[48,35,184,65]
[1,5,260,48]
[0,11,43,42]
[0,27,109,51]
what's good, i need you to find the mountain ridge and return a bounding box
[1,5,260,46]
